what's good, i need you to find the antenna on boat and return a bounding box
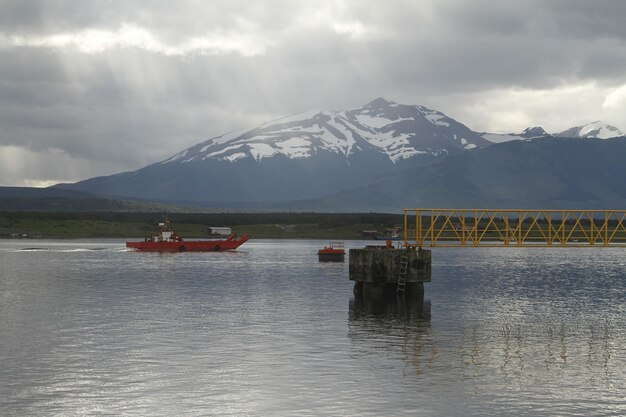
[158,212,170,229]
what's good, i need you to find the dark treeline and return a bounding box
[4,211,621,227]
[0,211,405,227]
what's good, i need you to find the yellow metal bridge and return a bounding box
[403,209,626,247]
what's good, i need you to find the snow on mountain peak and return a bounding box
[366,97,396,107]
[160,99,489,166]
[267,108,328,127]
[482,121,624,144]
[415,105,451,128]
[557,121,624,139]
[578,121,623,139]
[521,126,549,138]
[164,102,624,170]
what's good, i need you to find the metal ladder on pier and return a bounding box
[397,255,409,294]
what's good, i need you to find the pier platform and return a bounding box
[349,245,431,298]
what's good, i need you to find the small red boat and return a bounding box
[318,241,345,262]
[126,218,250,252]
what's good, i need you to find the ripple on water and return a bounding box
[0,241,625,416]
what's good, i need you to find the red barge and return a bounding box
[318,241,345,262]
[126,218,250,252]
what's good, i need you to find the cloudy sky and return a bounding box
[1,0,625,187]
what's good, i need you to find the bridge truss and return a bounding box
[403,209,626,247]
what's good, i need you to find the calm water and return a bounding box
[1,239,625,416]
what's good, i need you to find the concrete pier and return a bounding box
[349,246,431,298]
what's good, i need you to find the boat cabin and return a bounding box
[207,227,232,236]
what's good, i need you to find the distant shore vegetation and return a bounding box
[0,211,404,239]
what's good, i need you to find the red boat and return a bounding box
[126,218,250,252]
[318,241,345,262]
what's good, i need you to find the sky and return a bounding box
[1,0,625,187]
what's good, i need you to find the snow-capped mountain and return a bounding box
[57,98,490,203]
[483,121,623,144]
[482,126,552,143]
[556,121,624,139]
[520,126,550,138]
[163,97,489,166]
[305,137,626,212]
[56,98,625,206]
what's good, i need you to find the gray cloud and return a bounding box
[0,0,625,186]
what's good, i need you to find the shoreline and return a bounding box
[0,212,404,240]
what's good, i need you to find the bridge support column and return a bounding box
[349,246,431,299]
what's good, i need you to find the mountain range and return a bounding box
[481,120,623,144]
[50,98,626,211]
[283,137,626,212]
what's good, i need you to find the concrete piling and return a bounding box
[349,245,431,298]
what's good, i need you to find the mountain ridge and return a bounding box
[283,137,626,212]
[52,98,626,210]
[482,120,623,143]
[556,120,623,139]
[56,98,490,202]
[160,97,490,166]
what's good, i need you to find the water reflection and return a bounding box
[348,295,435,376]
[494,318,620,384]
[348,292,624,392]
[349,293,431,321]
[2,240,625,416]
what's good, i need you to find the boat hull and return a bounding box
[126,235,250,252]
[318,250,345,262]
